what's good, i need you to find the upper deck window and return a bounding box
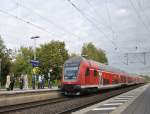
[85,68,90,76]
[94,70,98,76]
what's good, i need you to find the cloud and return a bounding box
[0,0,150,74]
[115,8,129,17]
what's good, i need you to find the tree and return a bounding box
[0,36,11,85]
[140,75,150,82]
[11,47,33,76]
[81,42,108,64]
[37,40,69,80]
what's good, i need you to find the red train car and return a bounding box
[61,57,144,95]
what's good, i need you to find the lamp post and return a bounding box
[30,36,40,60]
[0,58,1,88]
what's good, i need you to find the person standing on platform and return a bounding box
[38,74,42,89]
[19,74,24,90]
[41,74,45,89]
[24,74,28,89]
[10,74,15,91]
[48,72,51,88]
[32,74,36,89]
[5,73,10,91]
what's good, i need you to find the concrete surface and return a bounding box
[72,84,149,114]
[0,87,61,107]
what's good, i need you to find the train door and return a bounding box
[98,71,103,87]
[85,67,90,85]
[89,68,94,84]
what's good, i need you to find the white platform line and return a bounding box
[92,107,116,111]
[122,95,134,97]
[115,97,130,100]
[104,103,123,106]
[113,99,128,102]
[119,96,133,98]
[118,97,131,99]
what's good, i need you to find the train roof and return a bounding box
[65,56,130,75]
[65,56,85,64]
[90,60,126,74]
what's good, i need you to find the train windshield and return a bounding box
[64,63,79,80]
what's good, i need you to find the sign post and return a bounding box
[30,60,40,67]
[0,58,1,88]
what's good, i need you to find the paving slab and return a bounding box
[72,84,149,114]
[119,85,150,114]
[0,87,62,107]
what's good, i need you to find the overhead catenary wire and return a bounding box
[105,0,150,65]
[68,0,132,66]
[15,0,118,50]
[86,0,119,50]
[0,9,55,37]
[138,0,150,25]
[67,0,132,65]
[128,0,150,35]
[104,0,130,64]
[126,0,150,62]
[67,0,118,49]
[86,0,120,50]
[137,0,150,49]
[105,0,116,42]
[14,1,82,40]
[85,0,117,36]
[86,0,107,24]
[88,0,135,62]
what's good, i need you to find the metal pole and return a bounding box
[127,53,128,65]
[0,58,2,88]
[34,38,36,60]
[125,53,128,65]
[31,36,40,60]
[143,52,146,65]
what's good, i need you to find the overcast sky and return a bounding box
[0,0,150,75]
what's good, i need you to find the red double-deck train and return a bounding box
[61,57,144,95]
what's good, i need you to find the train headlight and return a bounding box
[72,77,76,79]
[74,85,81,90]
[64,77,68,79]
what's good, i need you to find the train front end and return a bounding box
[61,57,82,95]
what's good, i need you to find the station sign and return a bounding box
[30,60,40,67]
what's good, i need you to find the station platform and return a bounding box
[72,84,149,114]
[0,87,61,107]
[120,84,150,114]
[0,87,59,95]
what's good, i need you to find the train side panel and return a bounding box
[61,57,145,95]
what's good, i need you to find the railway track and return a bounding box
[0,97,70,114]
[58,85,142,114]
[0,84,143,114]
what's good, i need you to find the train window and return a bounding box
[94,70,98,76]
[112,80,118,84]
[64,66,78,80]
[103,79,110,85]
[85,68,90,76]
